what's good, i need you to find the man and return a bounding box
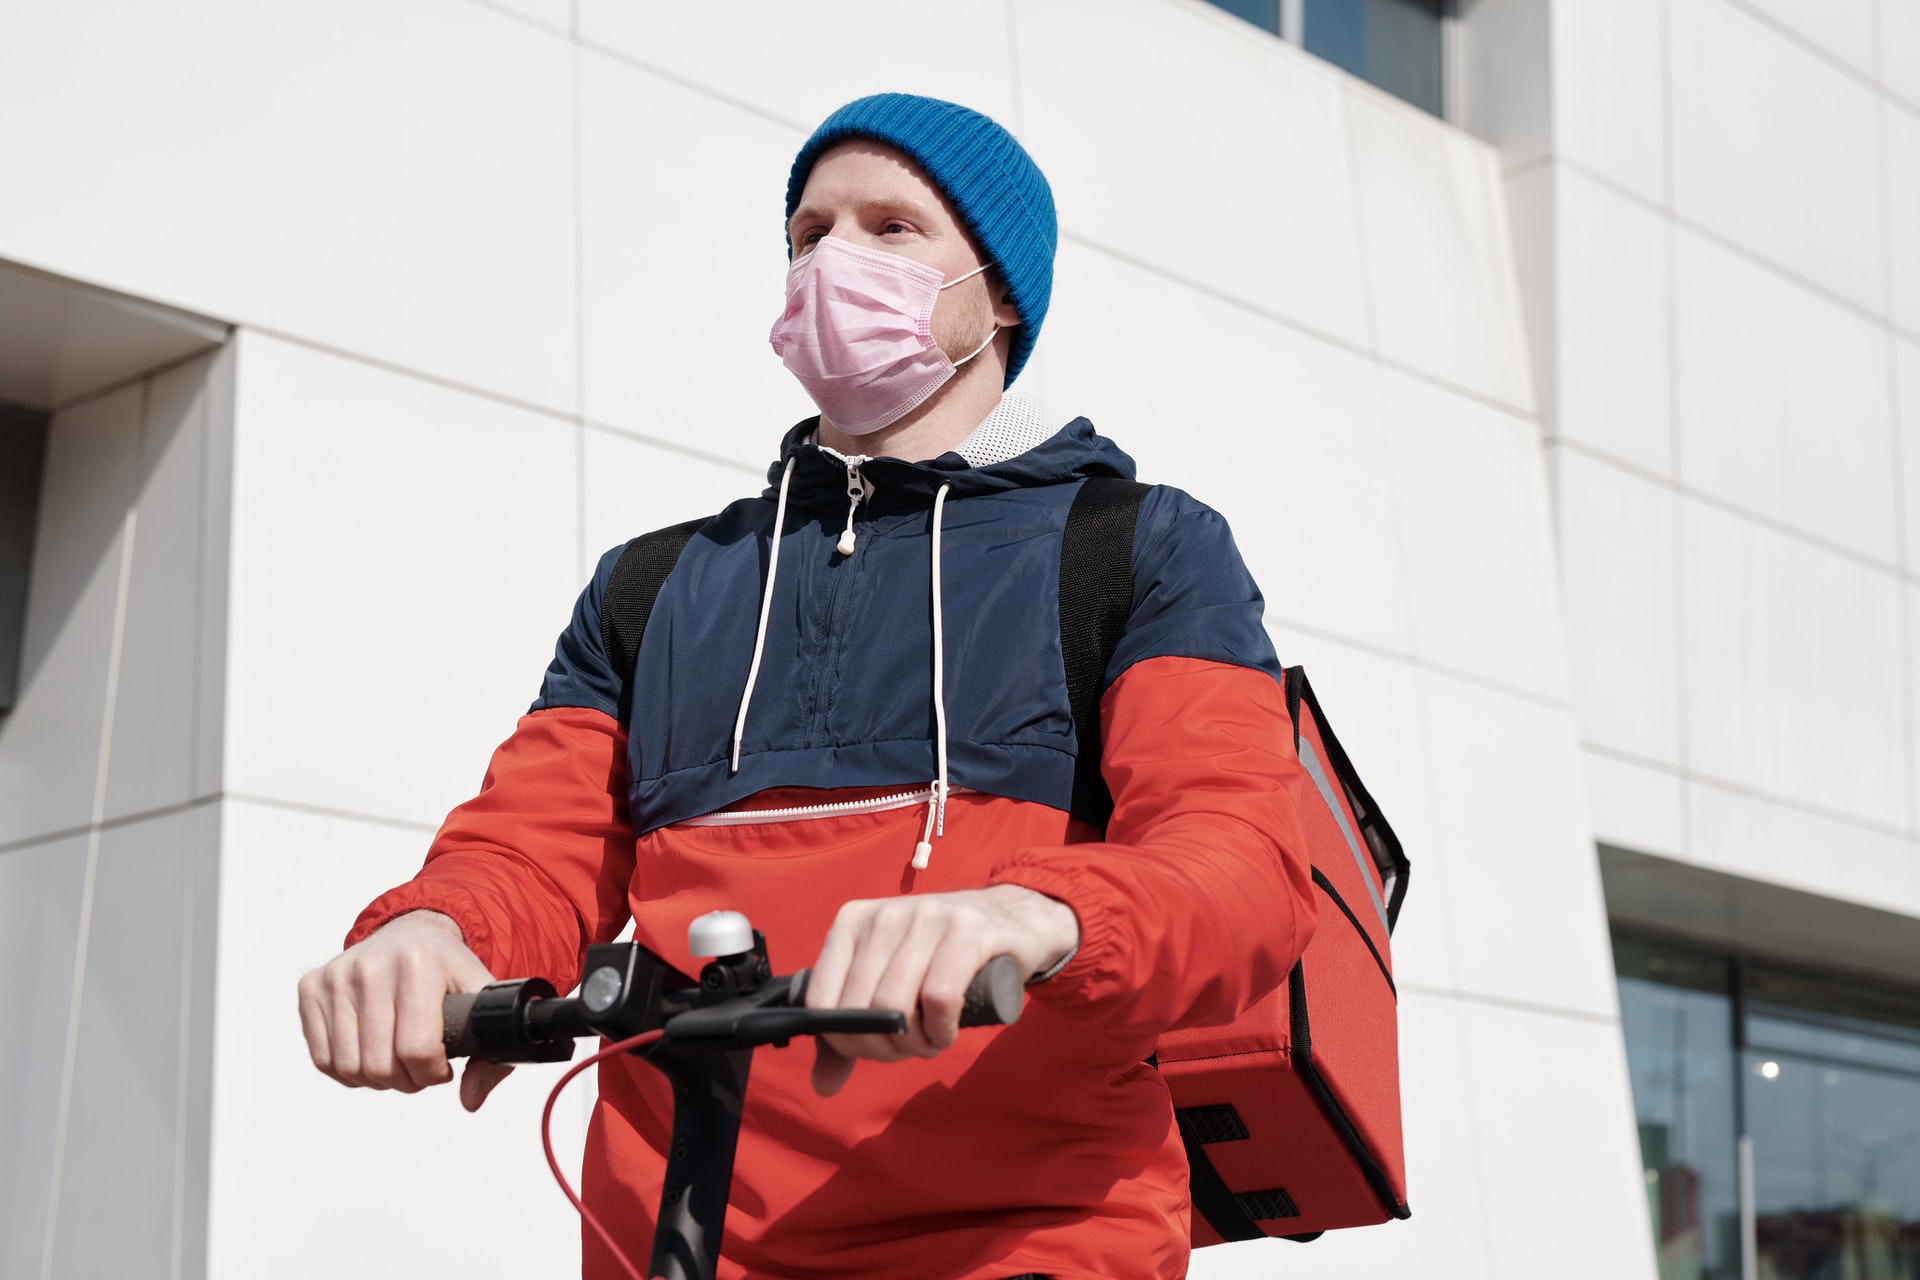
[299,94,1317,1279]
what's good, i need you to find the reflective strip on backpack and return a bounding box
[1298,736,1390,934]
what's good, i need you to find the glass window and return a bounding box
[1615,938,1745,1280]
[1305,0,1445,117]
[1198,0,1448,118]
[1747,969,1920,1079]
[1206,0,1281,34]
[1744,972,1920,1279]
[1615,933,1920,1280]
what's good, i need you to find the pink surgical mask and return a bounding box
[769,237,997,436]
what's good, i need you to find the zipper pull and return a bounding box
[838,463,870,556]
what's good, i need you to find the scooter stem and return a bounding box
[642,1043,754,1280]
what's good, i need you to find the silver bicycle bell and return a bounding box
[687,909,754,959]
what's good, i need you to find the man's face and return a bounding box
[786,141,1017,360]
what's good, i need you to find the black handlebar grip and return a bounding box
[442,992,479,1059]
[787,954,1024,1028]
[957,954,1023,1027]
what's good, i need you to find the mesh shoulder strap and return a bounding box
[600,515,709,718]
[1059,477,1150,830]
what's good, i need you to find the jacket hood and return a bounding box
[762,414,1136,511]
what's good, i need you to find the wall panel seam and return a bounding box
[1870,31,1919,837]
[48,343,228,418]
[463,0,570,39]
[570,16,587,586]
[1554,154,1906,337]
[1272,611,1573,711]
[41,463,142,1279]
[582,419,763,478]
[1583,739,1920,843]
[1714,0,1904,102]
[574,35,810,135]
[245,325,580,427]
[221,792,442,835]
[1340,84,1383,354]
[0,797,224,858]
[1549,436,1917,580]
[1399,980,1622,1026]
[1059,229,1540,420]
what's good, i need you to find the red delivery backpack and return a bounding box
[604,476,1413,1248]
[1150,667,1411,1242]
[1059,479,1413,1246]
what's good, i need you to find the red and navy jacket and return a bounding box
[349,416,1318,1280]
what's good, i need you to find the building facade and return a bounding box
[0,2,1914,1277]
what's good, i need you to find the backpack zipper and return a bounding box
[678,786,970,827]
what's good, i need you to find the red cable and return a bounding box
[541,1028,667,1280]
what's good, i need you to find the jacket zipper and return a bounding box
[679,786,970,828]
[806,450,871,745]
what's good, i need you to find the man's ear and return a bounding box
[990,271,1023,328]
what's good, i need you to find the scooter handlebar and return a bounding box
[442,991,480,1058]
[961,952,1026,1027]
[441,953,1023,1061]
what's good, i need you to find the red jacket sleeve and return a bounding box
[343,705,635,993]
[989,654,1317,1042]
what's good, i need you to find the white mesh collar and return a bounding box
[803,393,1064,468]
[954,393,1062,468]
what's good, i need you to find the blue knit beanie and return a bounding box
[785,93,1057,388]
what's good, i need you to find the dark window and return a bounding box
[1615,938,1745,1280]
[1208,0,1281,32]
[1743,970,1920,1279]
[1305,0,1445,117]
[1616,933,1920,1279]
[1199,0,1449,118]
[0,401,48,714]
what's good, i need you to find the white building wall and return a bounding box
[1475,0,1920,922]
[0,349,230,1280]
[1,2,1660,1278]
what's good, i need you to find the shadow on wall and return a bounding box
[18,378,193,693]
[0,353,219,844]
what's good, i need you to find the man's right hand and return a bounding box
[296,910,513,1112]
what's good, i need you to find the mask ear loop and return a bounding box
[938,262,990,291]
[938,262,997,369]
[951,325,999,369]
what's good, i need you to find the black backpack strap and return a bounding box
[1059,477,1150,830]
[600,516,710,720]
[1061,480,1268,1243]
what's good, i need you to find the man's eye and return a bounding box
[882,221,911,235]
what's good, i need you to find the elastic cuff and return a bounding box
[344,884,497,971]
[1027,942,1078,985]
[988,860,1109,1001]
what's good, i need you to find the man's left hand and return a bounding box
[802,884,1079,1096]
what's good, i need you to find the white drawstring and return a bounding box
[913,482,953,871]
[731,456,796,774]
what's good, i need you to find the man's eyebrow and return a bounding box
[787,195,941,233]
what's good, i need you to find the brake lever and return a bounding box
[663,1004,905,1049]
